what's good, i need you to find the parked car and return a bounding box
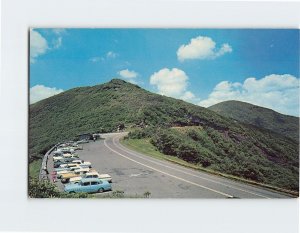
[68,176,82,184]
[54,161,68,168]
[68,169,97,183]
[57,166,81,178]
[70,172,112,183]
[61,172,79,183]
[53,151,63,156]
[64,178,112,193]
[61,168,91,183]
[53,156,64,161]
[71,160,92,168]
[56,170,71,178]
[98,174,112,183]
[55,167,71,172]
[59,163,79,168]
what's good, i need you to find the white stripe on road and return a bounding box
[113,136,270,199]
[104,138,233,198]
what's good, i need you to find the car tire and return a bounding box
[98,188,104,193]
[69,191,75,194]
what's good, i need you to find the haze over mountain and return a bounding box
[29,79,299,191]
[209,100,299,142]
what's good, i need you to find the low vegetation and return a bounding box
[29,179,150,198]
[126,125,299,191]
[28,159,42,179]
[29,179,89,198]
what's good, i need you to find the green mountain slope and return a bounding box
[29,79,229,161]
[208,100,299,142]
[29,79,299,191]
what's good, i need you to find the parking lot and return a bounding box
[46,135,113,195]
[44,133,290,198]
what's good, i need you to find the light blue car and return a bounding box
[64,178,112,193]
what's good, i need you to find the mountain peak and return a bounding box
[109,78,128,85]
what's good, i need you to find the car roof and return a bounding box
[86,171,99,176]
[75,168,90,172]
[98,174,111,177]
[81,178,102,183]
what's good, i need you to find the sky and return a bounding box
[30,29,299,116]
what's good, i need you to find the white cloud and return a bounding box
[30,29,66,63]
[117,69,138,84]
[119,69,138,79]
[150,68,197,102]
[181,91,196,101]
[199,74,299,116]
[30,85,64,104]
[53,37,62,49]
[30,30,48,63]
[106,51,118,59]
[177,36,232,62]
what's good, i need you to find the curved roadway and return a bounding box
[76,133,290,198]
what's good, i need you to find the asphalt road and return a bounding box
[72,132,290,198]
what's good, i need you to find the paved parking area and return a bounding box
[46,133,290,198]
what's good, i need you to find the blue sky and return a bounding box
[30,29,299,116]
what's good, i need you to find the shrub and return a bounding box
[28,178,88,198]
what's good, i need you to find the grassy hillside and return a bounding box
[29,79,299,191]
[29,79,236,164]
[209,100,299,142]
[127,125,298,191]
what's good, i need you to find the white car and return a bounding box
[63,153,78,159]
[85,171,112,183]
[69,176,82,184]
[59,163,80,168]
[73,168,90,176]
[69,171,112,184]
[56,166,82,178]
[72,160,92,168]
[53,156,64,161]
[56,166,79,174]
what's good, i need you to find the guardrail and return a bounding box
[38,144,59,181]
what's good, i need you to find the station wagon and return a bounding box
[64,178,112,193]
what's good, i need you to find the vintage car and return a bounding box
[60,168,90,183]
[68,169,96,183]
[55,167,71,172]
[69,171,112,183]
[71,160,92,168]
[62,153,78,158]
[53,151,63,156]
[56,165,80,172]
[74,168,90,175]
[69,176,82,184]
[54,161,68,168]
[53,156,64,161]
[64,178,112,193]
[98,174,112,183]
[60,172,78,183]
[56,170,70,178]
[54,166,82,174]
[59,163,80,168]
[54,157,77,165]
[57,166,81,178]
